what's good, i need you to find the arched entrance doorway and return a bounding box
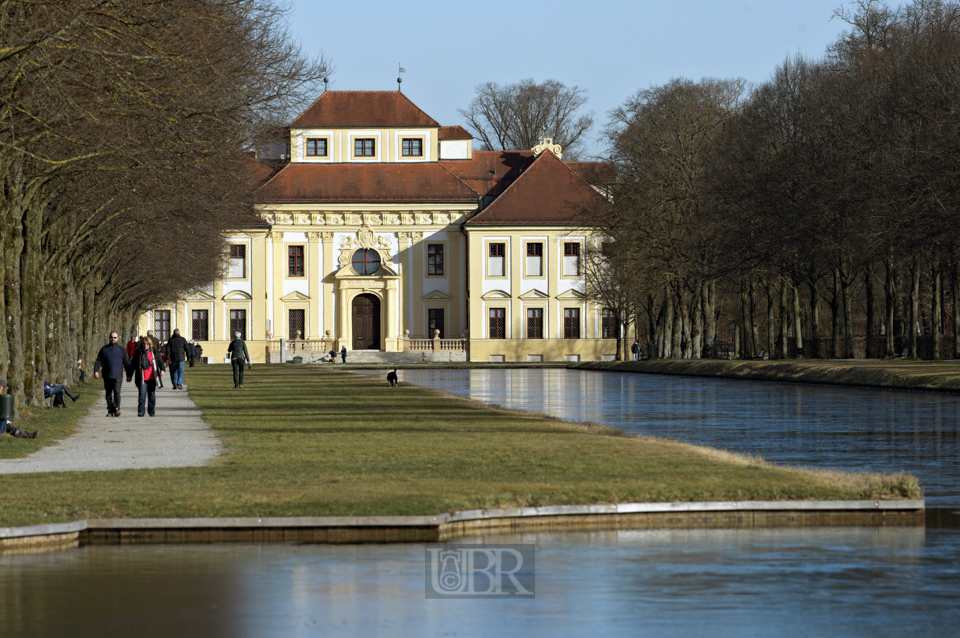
[352,293,381,350]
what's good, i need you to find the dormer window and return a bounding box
[306,138,327,157]
[355,138,375,157]
[402,138,423,157]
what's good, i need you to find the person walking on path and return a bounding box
[0,377,39,439]
[227,331,250,389]
[187,340,197,368]
[631,340,640,361]
[44,381,80,408]
[146,330,161,354]
[340,346,347,364]
[93,331,131,417]
[127,336,166,417]
[166,328,189,390]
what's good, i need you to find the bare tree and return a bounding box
[0,0,331,403]
[458,79,594,159]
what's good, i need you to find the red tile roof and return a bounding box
[440,151,535,198]
[259,162,477,202]
[438,125,472,140]
[466,151,608,225]
[565,161,615,185]
[291,91,439,128]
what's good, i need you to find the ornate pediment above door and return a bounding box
[337,224,399,276]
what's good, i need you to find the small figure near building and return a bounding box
[631,340,640,361]
[340,346,347,364]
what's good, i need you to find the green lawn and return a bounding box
[0,365,918,528]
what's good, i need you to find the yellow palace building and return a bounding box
[138,91,618,363]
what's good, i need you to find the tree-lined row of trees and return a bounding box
[587,0,960,361]
[1,0,329,404]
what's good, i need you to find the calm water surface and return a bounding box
[4,369,960,637]
[2,528,957,638]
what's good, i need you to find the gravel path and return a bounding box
[0,379,222,474]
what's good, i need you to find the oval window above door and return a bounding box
[351,249,381,275]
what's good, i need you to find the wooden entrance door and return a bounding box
[352,294,381,350]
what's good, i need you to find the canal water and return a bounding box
[2,369,959,637]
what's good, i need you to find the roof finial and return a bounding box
[532,137,562,159]
[323,77,328,93]
[398,65,405,92]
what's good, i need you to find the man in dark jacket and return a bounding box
[93,331,131,417]
[227,331,250,389]
[166,328,189,390]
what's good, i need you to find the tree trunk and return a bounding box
[909,254,921,358]
[932,260,942,360]
[830,266,842,359]
[673,289,684,359]
[703,280,717,358]
[954,261,960,359]
[810,281,821,359]
[865,261,876,359]
[692,282,704,359]
[839,257,856,359]
[740,282,754,359]
[766,282,775,357]
[885,257,897,357]
[779,279,789,360]
[793,283,804,359]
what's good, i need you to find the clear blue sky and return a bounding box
[287,0,855,157]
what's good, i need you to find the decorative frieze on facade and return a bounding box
[259,211,470,226]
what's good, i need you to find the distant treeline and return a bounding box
[585,0,960,361]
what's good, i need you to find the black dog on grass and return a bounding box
[386,369,398,387]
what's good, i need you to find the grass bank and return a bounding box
[0,365,918,528]
[576,358,960,393]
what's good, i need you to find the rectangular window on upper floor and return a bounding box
[563,242,581,277]
[306,138,328,157]
[229,244,246,279]
[288,245,304,277]
[488,242,506,278]
[402,138,423,157]
[526,242,543,278]
[355,138,375,157]
[427,244,444,276]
